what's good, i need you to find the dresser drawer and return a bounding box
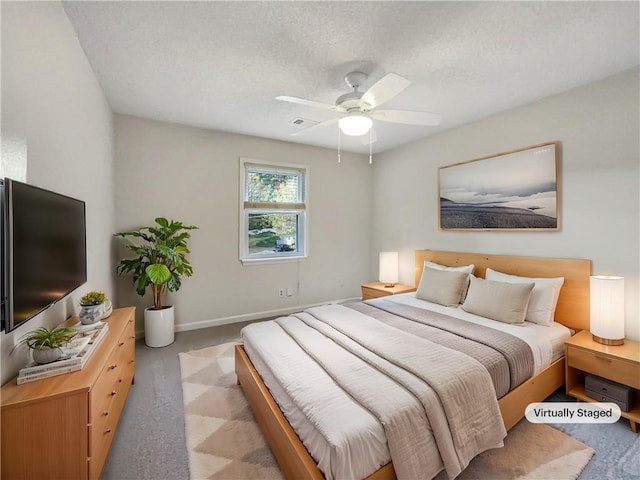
[89,421,114,480]
[568,346,640,389]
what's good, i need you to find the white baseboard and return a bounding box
[135,296,361,338]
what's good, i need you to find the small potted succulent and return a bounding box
[79,291,112,325]
[16,326,77,364]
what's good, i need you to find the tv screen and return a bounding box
[1,181,5,323]
[2,178,87,333]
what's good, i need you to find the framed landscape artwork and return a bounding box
[439,142,559,231]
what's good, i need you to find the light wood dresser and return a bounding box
[1,307,136,479]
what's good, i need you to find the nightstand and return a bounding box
[565,330,640,432]
[361,282,416,300]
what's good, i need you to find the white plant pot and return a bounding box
[144,306,175,348]
[32,347,63,364]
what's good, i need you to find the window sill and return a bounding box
[240,255,307,266]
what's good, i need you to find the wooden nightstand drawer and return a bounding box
[361,282,416,300]
[567,346,640,389]
[362,286,392,299]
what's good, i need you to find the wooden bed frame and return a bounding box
[235,250,592,480]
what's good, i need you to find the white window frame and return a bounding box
[239,158,308,265]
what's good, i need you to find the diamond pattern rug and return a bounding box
[180,341,283,480]
[180,341,594,480]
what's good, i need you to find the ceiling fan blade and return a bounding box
[291,117,339,136]
[360,73,411,109]
[372,109,442,126]
[276,95,339,111]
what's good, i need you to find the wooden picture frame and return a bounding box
[439,142,560,231]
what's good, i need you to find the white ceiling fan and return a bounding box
[276,71,442,138]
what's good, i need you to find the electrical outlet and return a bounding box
[278,288,285,297]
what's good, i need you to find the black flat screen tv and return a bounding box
[1,178,87,333]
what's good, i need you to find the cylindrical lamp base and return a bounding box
[592,334,624,346]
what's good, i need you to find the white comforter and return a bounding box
[242,303,508,479]
[241,295,571,479]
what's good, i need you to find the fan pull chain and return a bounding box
[369,127,373,164]
[337,125,341,163]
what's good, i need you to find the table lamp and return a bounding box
[590,275,625,345]
[379,252,399,288]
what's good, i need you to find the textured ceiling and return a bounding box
[62,1,639,154]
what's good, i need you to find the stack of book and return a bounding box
[17,323,109,384]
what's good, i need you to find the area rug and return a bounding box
[179,342,595,480]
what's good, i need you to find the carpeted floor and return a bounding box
[179,342,595,480]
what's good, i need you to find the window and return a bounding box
[240,158,308,263]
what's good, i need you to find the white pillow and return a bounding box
[485,268,564,326]
[416,267,471,307]
[423,261,475,274]
[462,276,535,325]
[423,261,475,303]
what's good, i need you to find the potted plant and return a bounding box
[79,291,112,325]
[115,217,198,347]
[15,326,77,364]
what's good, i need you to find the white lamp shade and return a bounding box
[590,275,625,344]
[339,115,373,136]
[379,252,399,286]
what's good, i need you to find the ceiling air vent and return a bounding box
[291,118,319,128]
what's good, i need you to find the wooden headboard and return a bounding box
[415,250,592,332]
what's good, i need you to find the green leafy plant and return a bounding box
[114,217,198,310]
[80,291,107,306]
[16,326,77,350]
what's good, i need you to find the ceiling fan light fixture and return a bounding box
[338,115,373,136]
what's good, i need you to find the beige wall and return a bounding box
[371,68,640,341]
[114,115,372,333]
[0,1,116,384]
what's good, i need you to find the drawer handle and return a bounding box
[119,342,125,346]
[594,355,612,363]
[105,428,112,434]
[111,390,117,396]
[103,411,109,416]
[109,364,117,370]
[118,378,123,383]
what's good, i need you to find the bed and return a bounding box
[235,250,591,480]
